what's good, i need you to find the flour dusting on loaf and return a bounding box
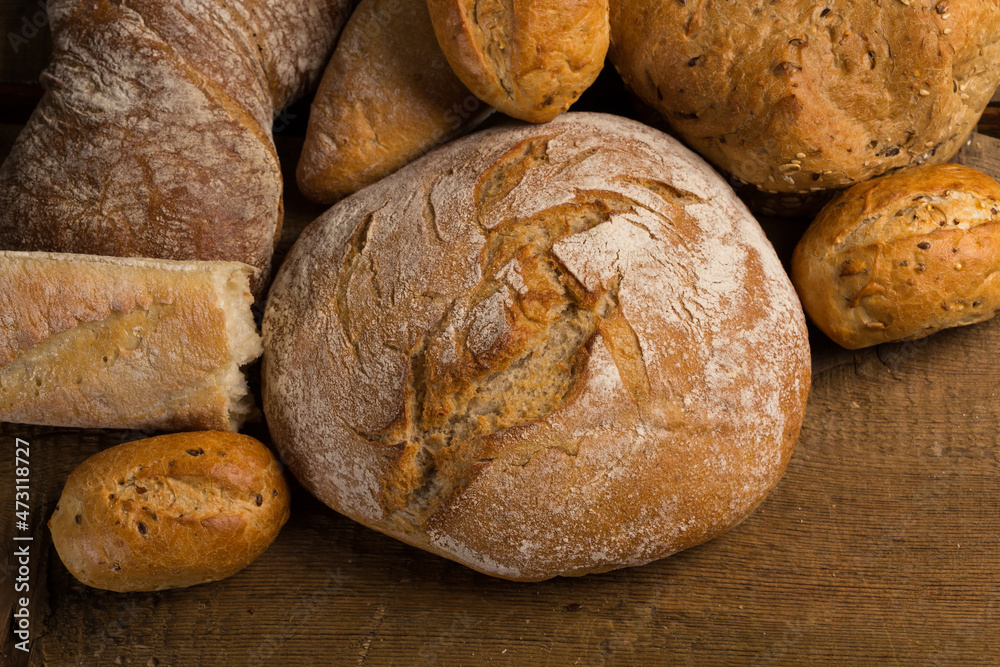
[264,113,811,581]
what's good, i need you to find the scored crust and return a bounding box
[48,431,290,592]
[264,112,811,581]
[609,0,1000,194]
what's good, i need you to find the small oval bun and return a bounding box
[49,432,290,592]
[264,112,811,582]
[427,0,609,123]
[792,163,1000,350]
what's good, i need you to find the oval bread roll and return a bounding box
[264,113,811,581]
[49,432,290,592]
[427,0,609,123]
[792,163,1000,349]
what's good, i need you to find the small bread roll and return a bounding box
[792,163,1000,349]
[265,113,811,581]
[49,432,290,592]
[0,251,262,431]
[427,0,609,123]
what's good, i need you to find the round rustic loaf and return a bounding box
[792,163,1000,349]
[263,113,811,581]
[49,431,290,592]
[609,1,1000,194]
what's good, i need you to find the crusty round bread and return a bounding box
[49,431,290,592]
[426,0,609,123]
[792,163,1000,349]
[263,112,811,581]
[609,1,1000,194]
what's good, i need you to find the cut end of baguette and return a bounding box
[216,264,265,431]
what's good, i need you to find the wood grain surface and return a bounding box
[4,55,1000,666]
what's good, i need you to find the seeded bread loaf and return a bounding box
[296,0,492,204]
[49,431,290,592]
[0,251,262,431]
[792,163,1000,349]
[0,0,354,294]
[609,0,1000,194]
[264,112,812,581]
[426,0,609,122]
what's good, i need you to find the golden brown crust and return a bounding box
[0,251,262,431]
[296,0,492,204]
[426,0,609,123]
[791,163,1000,349]
[609,0,1000,193]
[48,432,290,592]
[0,0,353,294]
[265,113,811,581]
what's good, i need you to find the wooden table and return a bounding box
[3,16,1000,665]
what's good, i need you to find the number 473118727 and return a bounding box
[15,438,30,531]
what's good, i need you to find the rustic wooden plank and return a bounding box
[975,106,1000,139]
[954,131,1000,179]
[2,427,112,667]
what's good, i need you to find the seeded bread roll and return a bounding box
[296,0,492,204]
[426,0,609,123]
[792,163,1000,349]
[0,251,262,431]
[49,431,290,592]
[609,0,1000,194]
[264,113,811,581]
